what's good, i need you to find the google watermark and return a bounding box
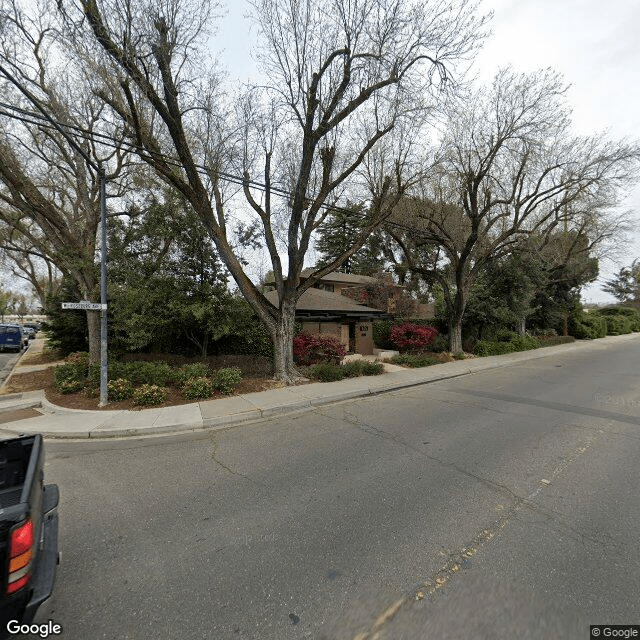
[591,626,640,638]
[592,393,640,409]
[6,620,62,638]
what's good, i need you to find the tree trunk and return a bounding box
[87,310,101,365]
[447,286,467,354]
[270,299,305,384]
[517,317,526,337]
[449,317,463,354]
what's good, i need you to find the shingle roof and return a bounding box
[264,288,384,313]
[299,269,379,285]
[264,269,379,286]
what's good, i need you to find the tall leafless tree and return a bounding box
[0,0,130,362]
[388,68,639,352]
[59,0,488,382]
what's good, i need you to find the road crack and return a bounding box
[209,435,268,488]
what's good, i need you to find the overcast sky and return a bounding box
[214,0,640,302]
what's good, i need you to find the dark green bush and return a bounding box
[53,363,86,392]
[596,306,639,317]
[127,361,174,386]
[390,354,439,367]
[601,314,632,336]
[213,367,243,395]
[494,329,520,342]
[341,361,365,378]
[309,363,346,382]
[572,313,607,339]
[537,335,576,346]
[473,336,539,357]
[361,361,384,376]
[429,334,450,353]
[175,363,212,387]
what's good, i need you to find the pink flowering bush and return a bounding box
[390,323,438,352]
[293,331,347,365]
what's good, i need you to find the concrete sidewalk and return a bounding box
[0,333,638,439]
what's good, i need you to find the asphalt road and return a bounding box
[34,336,640,640]
[0,351,21,388]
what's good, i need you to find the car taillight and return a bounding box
[7,519,33,595]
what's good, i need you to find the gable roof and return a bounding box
[264,288,385,314]
[264,269,379,286]
[299,269,379,285]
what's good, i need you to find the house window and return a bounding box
[314,282,334,292]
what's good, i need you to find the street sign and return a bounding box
[61,301,107,311]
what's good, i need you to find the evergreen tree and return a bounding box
[314,204,382,276]
[602,259,640,305]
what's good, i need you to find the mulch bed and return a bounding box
[1,358,284,411]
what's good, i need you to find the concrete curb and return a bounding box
[0,333,638,439]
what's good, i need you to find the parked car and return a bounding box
[22,324,40,335]
[0,326,24,353]
[0,435,59,637]
[20,327,35,341]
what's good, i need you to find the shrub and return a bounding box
[56,380,85,394]
[596,306,639,317]
[53,363,86,392]
[175,363,211,387]
[601,314,632,336]
[125,361,174,386]
[341,361,365,378]
[182,376,215,400]
[538,335,576,346]
[473,336,539,357]
[533,328,558,338]
[494,329,519,342]
[453,352,466,360]
[372,319,395,350]
[572,313,607,339]
[66,351,90,367]
[389,323,438,352]
[310,363,345,382]
[107,378,134,401]
[293,331,347,365]
[509,335,541,351]
[213,367,243,395]
[133,384,167,406]
[429,334,450,353]
[390,354,439,368]
[361,361,384,376]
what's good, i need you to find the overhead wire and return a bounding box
[0,100,423,236]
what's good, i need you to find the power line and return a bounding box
[0,100,364,216]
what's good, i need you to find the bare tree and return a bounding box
[0,0,130,362]
[0,221,62,307]
[59,0,488,382]
[388,68,640,352]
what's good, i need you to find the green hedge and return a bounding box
[537,336,576,346]
[601,314,632,336]
[572,313,607,339]
[389,354,440,368]
[310,361,385,382]
[474,335,540,357]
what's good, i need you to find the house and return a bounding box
[263,269,433,355]
[263,271,391,354]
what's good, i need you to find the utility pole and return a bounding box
[0,63,110,405]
